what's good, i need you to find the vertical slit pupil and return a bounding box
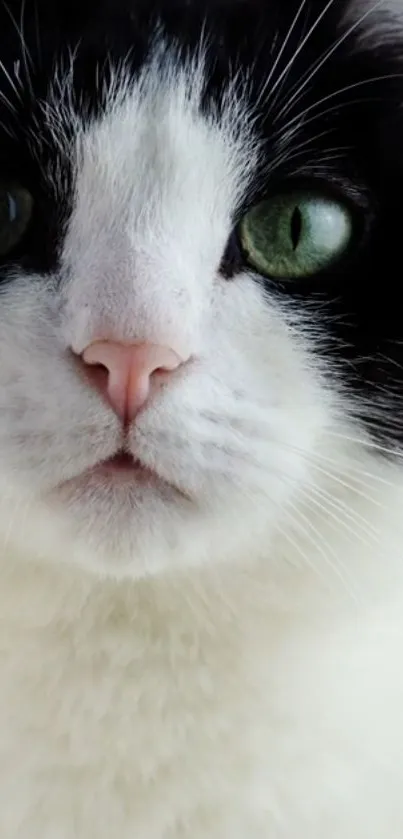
[7,193,17,223]
[291,207,302,250]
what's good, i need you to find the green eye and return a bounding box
[239,190,353,279]
[0,183,33,257]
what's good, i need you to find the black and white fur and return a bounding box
[1,0,403,835]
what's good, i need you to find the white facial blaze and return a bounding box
[58,59,257,358]
[0,48,336,577]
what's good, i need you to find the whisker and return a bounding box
[0,89,17,115]
[273,73,403,139]
[0,57,22,102]
[285,498,360,599]
[267,127,336,173]
[271,435,383,503]
[326,430,403,460]
[256,0,309,108]
[305,459,381,506]
[277,434,398,496]
[270,95,387,170]
[300,485,377,545]
[2,0,35,96]
[269,0,338,102]
[278,461,378,545]
[0,120,17,139]
[300,445,401,489]
[272,0,386,125]
[273,516,336,586]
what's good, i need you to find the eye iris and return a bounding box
[0,184,33,257]
[240,190,353,279]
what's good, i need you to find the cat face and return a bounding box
[0,0,402,577]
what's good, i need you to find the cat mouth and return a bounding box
[55,449,190,501]
[86,450,162,483]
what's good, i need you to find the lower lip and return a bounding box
[94,452,156,479]
[56,453,189,502]
[103,453,141,471]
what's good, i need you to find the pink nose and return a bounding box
[81,340,184,423]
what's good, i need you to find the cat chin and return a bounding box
[52,486,275,581]
[0,463,261,581]
[51,475,194,577]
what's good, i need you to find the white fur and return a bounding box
[1,27,403,838]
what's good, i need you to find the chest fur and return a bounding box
[0,556,402,839]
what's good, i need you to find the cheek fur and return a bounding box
[0,250,335,577]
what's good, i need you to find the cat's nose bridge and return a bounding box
[79,340,186,423]
[62,269,200,363]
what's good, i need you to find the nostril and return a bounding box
[154,365,174,378]
[85,362,110,394]
[68,350,109,391]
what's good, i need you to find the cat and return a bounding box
[1,0,403,835]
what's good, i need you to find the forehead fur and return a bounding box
[49,48,257,213]
[0,0,398,198]
[54,49,260,354]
